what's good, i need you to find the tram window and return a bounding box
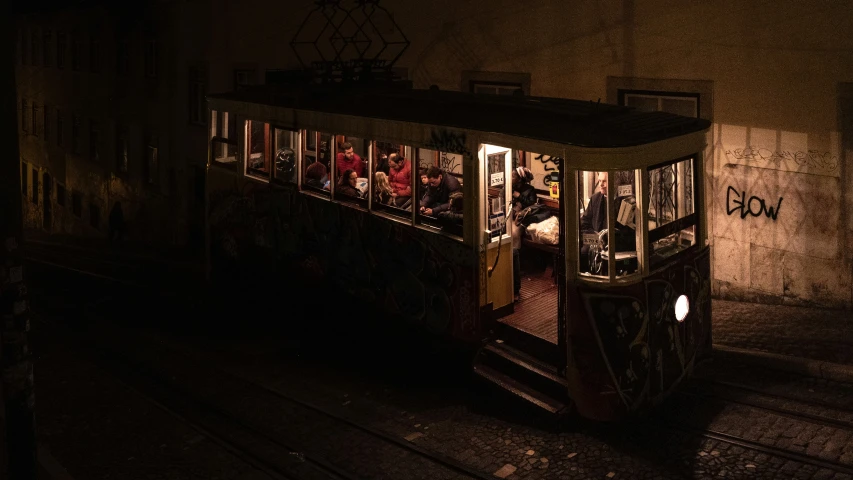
[578,170,610,278]
[272,129,297,185]
[416,150,465,237]
[372,141,413,218]
[333,136,368,206]
[245,120,270,180]
[610,170,640,277]
[210,138,238,167]
[301,130,331,196]
[647,158,696,266]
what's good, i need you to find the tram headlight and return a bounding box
[674,295,689,322]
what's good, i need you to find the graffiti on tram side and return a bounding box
[724,147,839,176]
[579,249,710,412]
[426,129,471,158]
[725,186,783,221]
[207,182,479,339]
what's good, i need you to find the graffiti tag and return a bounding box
[726,186,783,221]
[439,153,462,174]
[725,147,839,174]
[534,153,562,186]
[426,129,470,157]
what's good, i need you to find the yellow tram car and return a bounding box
[205,83,712,421]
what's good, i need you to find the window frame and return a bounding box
[56,31,66,69]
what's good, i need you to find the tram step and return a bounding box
[481,342,568,401]
[472,364,568,416]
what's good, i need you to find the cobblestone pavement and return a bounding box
[25,258,853,480]
[713,300,853,366]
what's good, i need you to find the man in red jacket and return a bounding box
[336,142,364,178]
[388,153,412,207]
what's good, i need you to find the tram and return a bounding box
[204,81,712,421]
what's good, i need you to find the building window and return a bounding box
[31,103,38,137]
[462,71,531,96]
[188,67,206,125]
[89,120,100,162]
[56,109,64,146]
[43,105,49,142]
[56,183,66,207]
[89,34,100,73]
[234,69,256,91]
[71,114,80,154]
[71,34,81,71]
[31,30,39,67]
[89,203,100,228]
[145,136,158,184]
[43,30,52,67]
[21,99,28,133]
[72,191,82,217]
[57,32,66,68]
[471,81,523,96]
[144,40,157,77]
[116,125,128,173]
[31,167,38,205]
[116,39,128,75]
[620,91,699,118]
[21,163,27,197]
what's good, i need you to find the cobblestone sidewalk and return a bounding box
[712,299,853,366]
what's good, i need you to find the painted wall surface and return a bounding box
[207,0,852,308]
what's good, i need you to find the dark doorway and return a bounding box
[42,172,52,231]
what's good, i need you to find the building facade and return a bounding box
[15,0,209,250]
[17,0,853,308]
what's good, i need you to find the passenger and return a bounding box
[417,167,429,202]
[420,166,461,216]
[336,142,364,178]
[580,172,608,272]
[337,169,362,198]
[305,159,329,189]
[510,167,536,301]
[388,153,412,207]
[511,167,537,210]
[375,153,390,176]
[437,192,464,223]
[374,171,394,205]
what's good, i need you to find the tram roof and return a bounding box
[207,84,711,149]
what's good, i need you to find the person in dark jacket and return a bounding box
[510,167,538,301]
[511,166,538,210]
[419,166,461,216]
[580,172,608,272]
[337,169,362,198]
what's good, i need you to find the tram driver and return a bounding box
[419,166,462,216]
[580,172,608,273]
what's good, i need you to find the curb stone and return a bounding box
[38,443,75,480]
[713,344,853,384]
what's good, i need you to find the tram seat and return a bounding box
[520,200,561,282]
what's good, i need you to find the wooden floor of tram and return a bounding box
[499,265,558,345]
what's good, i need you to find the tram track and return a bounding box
[28,254,498,480]
[657,382,853,476]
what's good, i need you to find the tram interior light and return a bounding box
[675,295,689,322]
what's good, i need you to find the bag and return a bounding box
[518,203,551,227]
[527,216,559,245]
